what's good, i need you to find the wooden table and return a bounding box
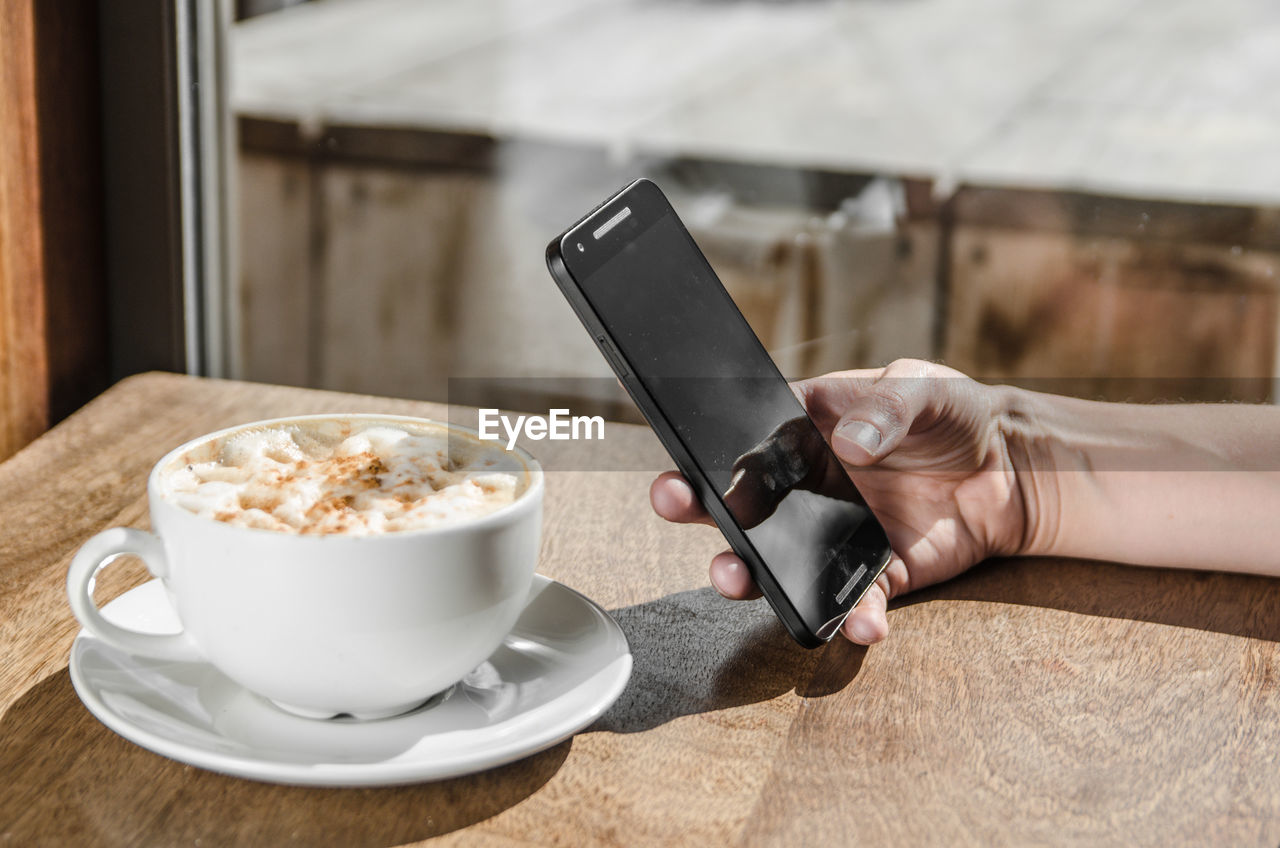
[4,373,1280,845]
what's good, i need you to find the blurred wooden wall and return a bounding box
[0,0,109,461]
[945,188,1280,403]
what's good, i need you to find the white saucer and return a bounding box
[69,575,631,787]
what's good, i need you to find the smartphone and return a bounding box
[545,178,893,647]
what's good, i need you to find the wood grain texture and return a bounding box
[237,153,936,402]
[0,0,108,462]
[5,374,1280,845]
[235,153,312,387]
[691,206,937,380]
[945,226,1279,403]
[0,0,51,461]
[314,165,479,399]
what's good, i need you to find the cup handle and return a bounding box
[67,527,203,662]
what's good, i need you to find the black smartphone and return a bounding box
[545,178,893,647]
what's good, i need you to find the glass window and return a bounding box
[224,0,1280,410]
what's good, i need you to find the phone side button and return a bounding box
[595,336,630,378]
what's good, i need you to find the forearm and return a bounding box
[1001,387,1280,575]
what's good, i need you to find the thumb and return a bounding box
[826,364,937,466]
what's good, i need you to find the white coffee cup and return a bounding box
[67,414,543,720]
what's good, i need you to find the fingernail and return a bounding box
[848,615,879,644]
[836,421,881,456]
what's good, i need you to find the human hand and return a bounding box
[650,359,1036,645]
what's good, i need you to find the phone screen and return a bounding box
[564,195,891,638]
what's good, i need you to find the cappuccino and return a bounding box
[71,413,544,718]
[160,419,524,535]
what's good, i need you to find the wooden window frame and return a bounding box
[0,0,230,461]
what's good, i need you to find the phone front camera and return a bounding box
[577,243,585,253]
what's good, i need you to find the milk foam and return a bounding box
[162,420,523,535]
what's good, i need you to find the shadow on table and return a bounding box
[0,669,566,847]
[895,556,1280,643]
[592,587,865,734]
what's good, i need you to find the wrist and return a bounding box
[991,383,1070,558]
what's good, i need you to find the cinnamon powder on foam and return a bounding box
[163,423,521,535]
